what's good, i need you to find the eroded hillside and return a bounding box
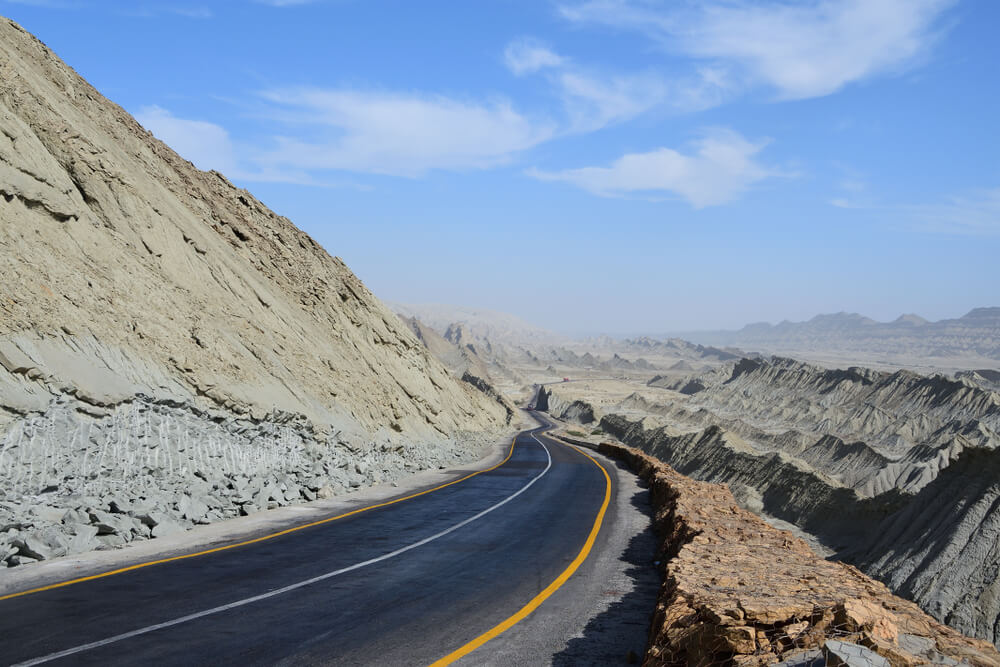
[538,357,1000,648]
[0,17,511,566]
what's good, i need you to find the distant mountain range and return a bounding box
[679,308,1000,364]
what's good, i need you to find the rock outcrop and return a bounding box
[0,17,511,566]
[541,356,1000,648]
[599,441,1000,666]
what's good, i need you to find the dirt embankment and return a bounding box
[598,441,1000,667]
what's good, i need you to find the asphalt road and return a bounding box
[0,417,656,666]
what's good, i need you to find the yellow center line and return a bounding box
[428,438,613,666]
[0,433,522,602]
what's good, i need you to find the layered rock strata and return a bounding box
[539,355,1000,647]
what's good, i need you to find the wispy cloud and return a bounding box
[135,106,238,173]
[502,38,729,133]
[168,6,212,18]
[554,69,671,131]
[559,0,955,99]
[257,88,555,177]
[527,129,775,207]
[909,188,1000,235]
[134,105,367,188]
[504,39,565,75]
[137,88,555,181]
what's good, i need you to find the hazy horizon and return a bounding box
[5,0,997,333]
[391,300,999,340]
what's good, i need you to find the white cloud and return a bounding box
[555,69,668,131]
[135,105,238,173]
[134,105,370,188]
[257,88,555,176]
[502,38,728,133]
[169,7,212,18]
[527,129,773,207]
[504,39,565,75]
[559,0,954,99]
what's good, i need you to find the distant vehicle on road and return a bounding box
[562,378,569,382]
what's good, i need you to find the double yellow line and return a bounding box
[430,439,612,665]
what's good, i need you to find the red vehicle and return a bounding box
[562,377,570,382]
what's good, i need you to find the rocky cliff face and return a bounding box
[0,17,510,566]
[599,442,1000,667]
[542,357,1000,648]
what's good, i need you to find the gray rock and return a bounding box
[107,496,132,514]
[88,509,134,536]
[96,534,127,549]
[150,519,187,538]
[30,506,66,524]
[8,554,38,566]
[823,640,891,667]
[177,495,209,522]
[65,523,101,555]
[13,528,70,561]
[61,508,89,525]
[240,503,261,516]
[136,510,175,529]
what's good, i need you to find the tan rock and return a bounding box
[598,442,1000,667]
[0,16,512,452]
[836,599,899,643]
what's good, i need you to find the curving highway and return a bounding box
[0,416,656,666]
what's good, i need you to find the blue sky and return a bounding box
[4,0,998,333]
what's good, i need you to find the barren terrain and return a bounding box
[0,17,513,568]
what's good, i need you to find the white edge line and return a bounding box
[14,437,554,667]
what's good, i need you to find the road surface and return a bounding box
[0,416,657,666]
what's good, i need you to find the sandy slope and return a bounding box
[0,17,510,567]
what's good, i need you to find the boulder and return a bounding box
[823,640,890,667]
[12,527,70,561]
[151,519,187,538]
[107,496,132,514]
[30,506,66,524]
[97,534,127,549]
[65,523,101,555]
[177,495,210,522]
[88,509,132,536]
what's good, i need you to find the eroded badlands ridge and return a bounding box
[0,17,511,566]
[540,356,1000,647]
